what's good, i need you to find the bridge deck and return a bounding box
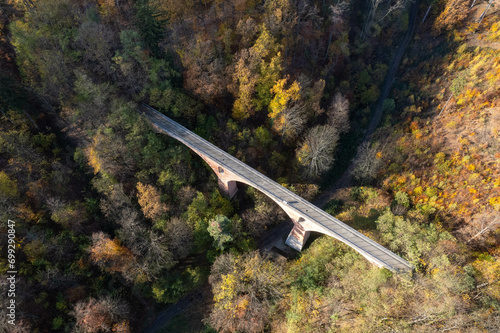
[141,105,413,273]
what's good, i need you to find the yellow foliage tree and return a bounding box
[232,26,281,120]
[96,0,118,17]
[433,0,469,33]
[87,135,104,175]
[136,182,168,220]
[0,171,18,199]
[208,251,285,332]
[268,77,300,120]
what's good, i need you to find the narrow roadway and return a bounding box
[141,104,412,274]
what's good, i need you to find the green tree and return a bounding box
[253,126,272,148]
[0,171,18,200]
[73,71,112,128]
[10,0,80,100]
[376,210,453,267]
[208,215,233,251]
[391,191,410,215]
[135,0,166,56]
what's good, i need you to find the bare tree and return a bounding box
[236,17,259,48]
[45,196,65,214]
[350,141,383,182]
[296,125,339,179]
[327,92,350,134]
[166,217,193,260]
[99,184,133,221]
[72,296,130,333]
[142,230,174,274]
[464,212,500,244]
[325,1,350,59]
[117,221,174,277]
[275,101,308,142]
[75,20,117,77]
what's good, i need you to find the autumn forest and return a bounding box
[0,0,499,332]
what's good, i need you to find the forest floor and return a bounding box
[466,31,500,50]
[142,285,211,333]
[466,4,500,49]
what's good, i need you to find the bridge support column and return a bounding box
[218,179,238,199]
[285,223,311,251]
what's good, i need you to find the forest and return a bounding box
[0,0,499,332]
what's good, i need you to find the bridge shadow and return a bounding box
[303,231,325,249]
[303,208,380,250]
[233,183,290,229]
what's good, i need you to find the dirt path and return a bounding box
[466,34,500,50]
[315,0,421,208]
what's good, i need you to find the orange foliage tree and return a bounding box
[90,232,136,276]
[433,0,470,33]
[72,296,130,333]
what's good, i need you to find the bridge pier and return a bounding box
[285,223,311,251]
[218,179,238,199]
[284,217,312,251]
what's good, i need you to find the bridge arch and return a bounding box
[141,105,413,273]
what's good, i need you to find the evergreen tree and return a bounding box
[135,0,167,56]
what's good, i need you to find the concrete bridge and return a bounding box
[140,105,413,273]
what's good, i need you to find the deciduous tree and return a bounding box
[208,215,233,250]
[73,71,112,129]
[327,92,350,134]
[0,170,18,202]
[460,211,500,245]
[207,251,285,333]
[136,181,168,221]
[351,142,383,182]
[75,20,116,77]
[87,128,133,178]
[361,0,410,39]
[231,27,281,120]
[268,77,301,119]
[434,0,470,33]
[296,125,339,178]
[90,232,136,277]
[72,296,130,333]
[273,101,307,142]
[166,216,193,259]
